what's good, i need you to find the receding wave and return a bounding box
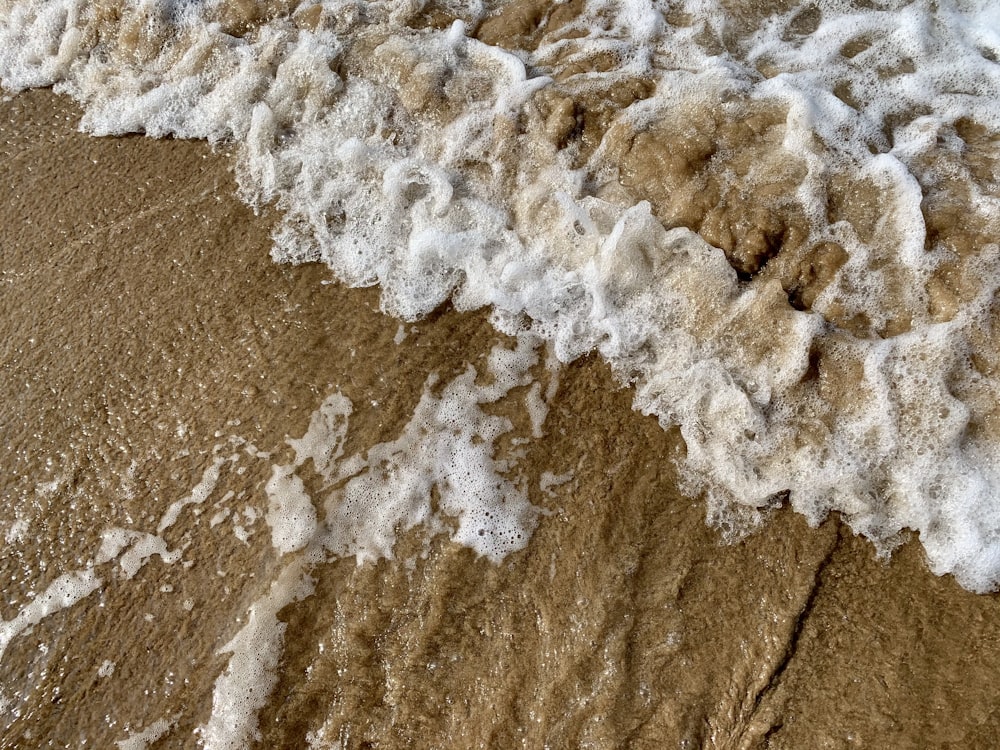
[3,0,1000,593]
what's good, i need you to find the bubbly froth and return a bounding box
[2,0,1000,591]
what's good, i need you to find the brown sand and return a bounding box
[3,89,1000,749]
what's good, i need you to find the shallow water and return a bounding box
[2,1,1000,747]
[2,82,1000,750]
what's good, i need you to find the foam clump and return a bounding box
[264,467,318,554]
[3,0,1000,589]
[322,358,539,563]
[98,527,182,578]
[265,334,542,565]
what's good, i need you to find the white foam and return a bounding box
[540,471,574,497]
[286,392,353,481]
[263,467,317,554]
[99,528,181,578]
[115,714,181,750]
[0,569,102,659]
[157,455,232,533]
[321,336,541,563]
[4,517,29,544]
[199,559,314,750]
[257,335,542,567]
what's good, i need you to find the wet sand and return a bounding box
[3,89,1000,749]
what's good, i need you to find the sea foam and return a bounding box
[2,0,1000,589]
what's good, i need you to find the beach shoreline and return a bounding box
[2,88,1000,748]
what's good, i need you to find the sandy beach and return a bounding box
[2,87,1000,748]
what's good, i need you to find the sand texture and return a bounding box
[3,90,1000,749]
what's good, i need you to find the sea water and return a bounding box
[1,0,999,745]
